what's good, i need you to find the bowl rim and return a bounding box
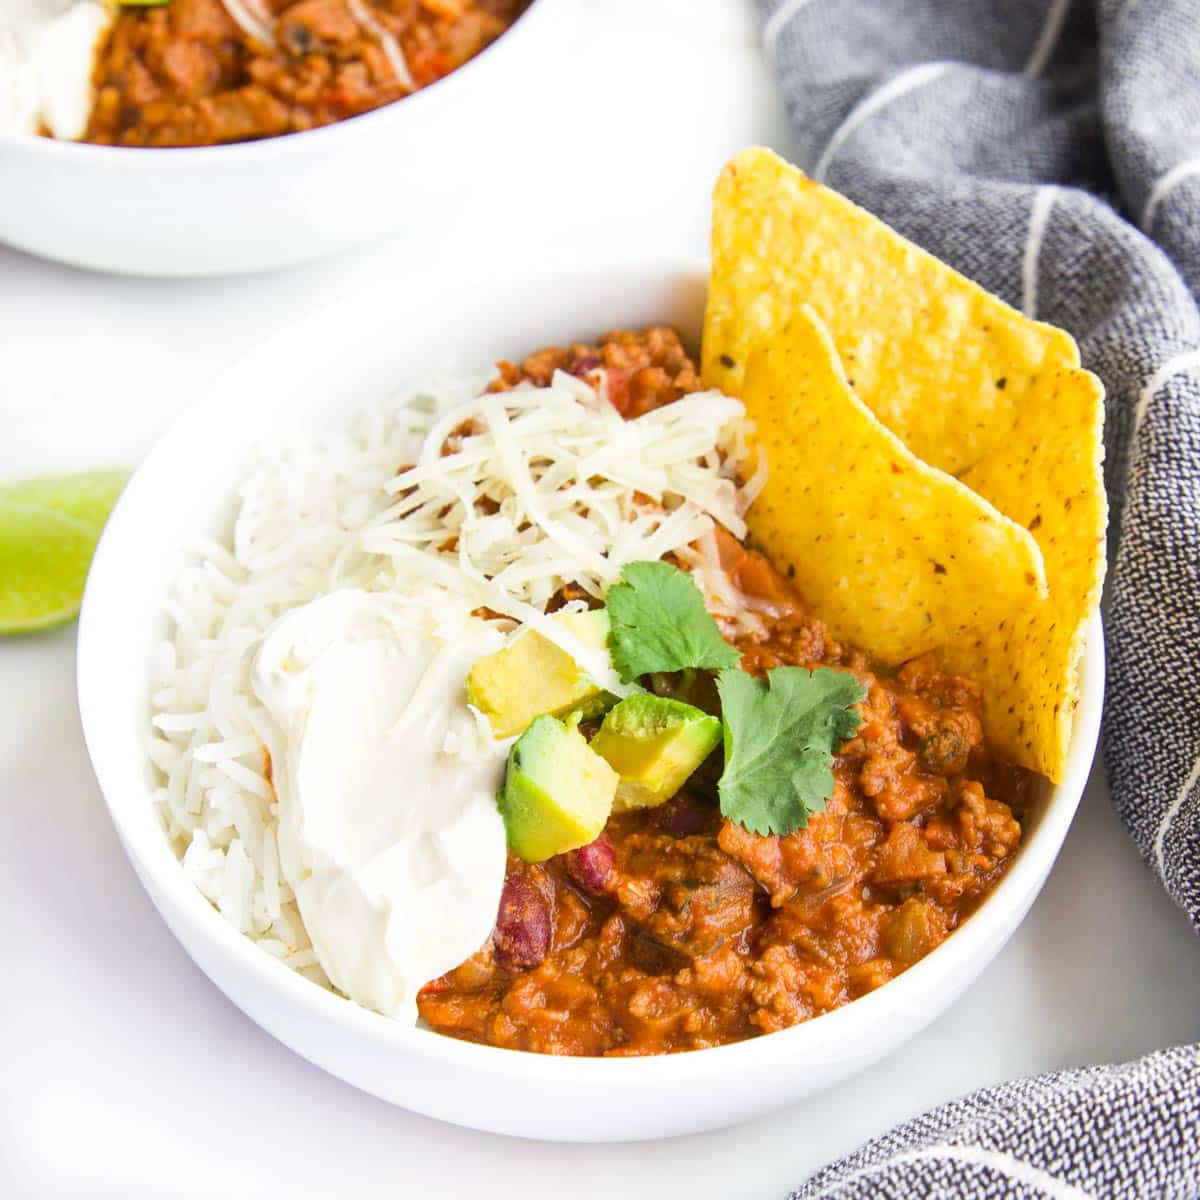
[77,256,1106,1086]
[0,0,552,163]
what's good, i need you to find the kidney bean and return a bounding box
[492,869,551,971]
[566,834,615,895]
[652,793,714,838]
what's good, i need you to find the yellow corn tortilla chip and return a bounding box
[704,147,1080,476]
[706,148,1107,781]
[741,304,1048,667]
[944,367,1107,779]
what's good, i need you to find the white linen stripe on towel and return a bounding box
[815,1145,1095,1200]
[1141,156,1200,233]
[813,62,951,182]
[763,0,815,55]
[1154,751,1200,877]
[1132,348,1200,433]
[1024,0,1073,78]
[1022,186,1059,317]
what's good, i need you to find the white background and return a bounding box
[2,2,1199,1196]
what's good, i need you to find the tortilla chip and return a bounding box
[741,304,1048,668]
[704,147,1080,476]
[706,148,1107,781]
[943,367,1108,779]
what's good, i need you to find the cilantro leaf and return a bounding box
[716,666,866,836]
[605,560,741,684]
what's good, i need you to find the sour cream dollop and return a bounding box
[0,0,114,139]
[252,589,510,1020]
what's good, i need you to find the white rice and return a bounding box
[149,371,756,988]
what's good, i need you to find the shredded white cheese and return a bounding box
[361,370,757,675]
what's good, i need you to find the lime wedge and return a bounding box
[0,468,131,635]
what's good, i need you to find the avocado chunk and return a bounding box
[467,609,614,739]
[498,714,619,862]
[589,693,722,812]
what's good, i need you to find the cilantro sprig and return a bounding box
[603,560,865,837]
[606,561,740,683]
[715,667,865,835]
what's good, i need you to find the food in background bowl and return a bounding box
[0,0,559,276]
[1,0,531,145]
[145,150,1107,1057]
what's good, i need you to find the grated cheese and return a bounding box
[361,370,758,673]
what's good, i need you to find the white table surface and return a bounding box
[3,2,1199,1196]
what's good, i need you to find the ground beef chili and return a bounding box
[83,0,530,147]
[416,328,1031,1056]
[491,325,703,417]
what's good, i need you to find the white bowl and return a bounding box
[77,259,1104,1141]
[0,0,566,277]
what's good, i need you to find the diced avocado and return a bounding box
[467,609,614,739]
[589,693,722,812]
[498,715,619,862]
